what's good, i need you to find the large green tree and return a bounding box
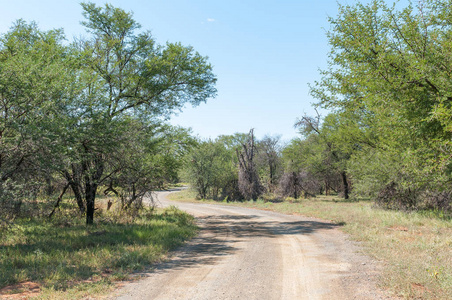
[311,0,452,209]
[65,2,216,224]
[0,21,73,218]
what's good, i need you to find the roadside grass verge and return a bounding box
[0,205,197,299]
[169,189,452,300]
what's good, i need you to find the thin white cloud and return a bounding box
[207,18,215,22]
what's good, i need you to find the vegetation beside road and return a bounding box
[0,204,197,300]
[3,0,452,298]
[169,189,452,299]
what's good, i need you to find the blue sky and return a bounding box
[1,0,344,142]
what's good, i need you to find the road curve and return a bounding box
[112,189,394,300]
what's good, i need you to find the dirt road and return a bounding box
[112,189,393,299]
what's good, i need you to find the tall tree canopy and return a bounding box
[69,2,216,224]
[0,20,74,218]
[0,3,217,224]
[310,0,452,210]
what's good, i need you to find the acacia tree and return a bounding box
[184,140,222,199]
[256,135,282,193]
[65,3,216,224]
[294,113,352,198]
[0,21,73,218]
[280,138,323,198]
[311,0,452,209]
[112,123,196,209]
[156,125,197,184]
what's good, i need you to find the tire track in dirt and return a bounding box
[112,189,394,299]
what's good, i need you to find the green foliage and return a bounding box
[0,20,67,177]
[347,148,400,198]
[255,135,283,192]
[65,2,216,224]
[0,20,75,219]
[183,139,239,200]
[79,2,216,119]
[0,2,216,224]
[284,111,354,198]
[308,0,452,211]
[156,125,197,183]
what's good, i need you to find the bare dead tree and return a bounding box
[236,129,263,200]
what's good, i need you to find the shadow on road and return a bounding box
[145,213,343,276]
[196,214,342,238]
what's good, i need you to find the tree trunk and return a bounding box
[64,169,85,214]
[325,180,330,196]
[269,165,274,192]
[85,182,97,225]
[341,171,349,200]
[125,182,138,209]
[82,153,104,225]
[49,183,69,219]
[293,172,298,199]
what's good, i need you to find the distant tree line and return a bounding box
[184,0,452,214]
[183,130,282,201]
[3,0,452,228]
[182,127,350,203]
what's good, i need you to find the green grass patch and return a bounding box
[169,189,452,300]
[0,205,197,299]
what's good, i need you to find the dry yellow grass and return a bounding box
[169,190,452,299]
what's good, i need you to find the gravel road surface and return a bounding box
[111,189,394,300]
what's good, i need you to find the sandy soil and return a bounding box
[111,189,395,300]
